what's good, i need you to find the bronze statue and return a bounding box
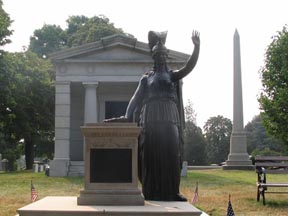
[106,30,200,201]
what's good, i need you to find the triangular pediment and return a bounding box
[50,34,189,64]
[69,45,153,62]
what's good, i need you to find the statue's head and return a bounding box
[148,31,168,58]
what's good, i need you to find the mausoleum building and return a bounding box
[49,34,189,176]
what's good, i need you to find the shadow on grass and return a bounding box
[265,200,288,208]
[248,197,288,209]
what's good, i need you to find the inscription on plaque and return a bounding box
[90,149,132,183]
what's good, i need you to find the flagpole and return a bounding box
[227,194,235,216]
[31,179,38,202]
[191,182,198,205]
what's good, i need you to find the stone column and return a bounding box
[82,82,98,163]
[83,82,99,124]
[50,81,71,176]
[224,30,253,170]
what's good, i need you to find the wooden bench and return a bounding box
[255,156,288,205]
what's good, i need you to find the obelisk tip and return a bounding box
[234,28,239,38]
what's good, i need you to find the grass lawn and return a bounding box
[0,169,287,216]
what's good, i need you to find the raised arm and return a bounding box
[172,31,200,81]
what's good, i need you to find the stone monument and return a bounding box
[17,31,206,216]
[77,123,144,205]
[223,29,253,170]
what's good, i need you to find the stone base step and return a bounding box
[17,196,206,216]
[68,161,84,177]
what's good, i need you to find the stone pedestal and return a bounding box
[77,123,144,206]
[223,132,254,170]
[17,196,205,216]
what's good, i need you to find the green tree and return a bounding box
[29,24,66,58]
[245,114,287,156]
[66,15,126,47]
[183,100,207,165]
[8,51,54,169]
[184,122,207,165]
[0,0,13,118]
[204,115,232,164]
[0,0,18,170]
[0,0,13,47]
[0,53,20,170]
[29,15,132,58]
[258,25,288,144]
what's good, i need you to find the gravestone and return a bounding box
[181,161,188,177]
[77,123,144,206]
[1,159,8,171]
[33,164,39,173]
[16,155,26,170]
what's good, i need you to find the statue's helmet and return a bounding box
[148,31,168,57]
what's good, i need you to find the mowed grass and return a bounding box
[0,169,288,216]
[180,169,288,216]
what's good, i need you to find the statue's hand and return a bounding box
[192,30,200,46]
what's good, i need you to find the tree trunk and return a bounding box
[25,135,34,170]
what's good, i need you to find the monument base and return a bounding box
[224,132,254,170]
[78,189,144,205]
[17,196,206,216]
[224,154,254,170]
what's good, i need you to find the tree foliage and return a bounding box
[0,0,13,116]
[66,15,125,47]
[258,25,288,144]
[0,53,20,170]
[29,24,66,59]
[0,51,54,170]
[9,51,54,169]
[0,0,18,169]
[28,15,132,58]
[245,114,287,156]
[183,101,207,165]
[204,115,232,164]
[183,121,207,165]
[0,0,13,47]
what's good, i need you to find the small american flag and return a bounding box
[191,182,198,204]
[31,180,38,202]
[227,194,235,216]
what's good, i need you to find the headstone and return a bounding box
[16,155,26,170]
[1,159,8,171]
[77,123,144,206]
[33,164,39,173]
[39,165,44,172]
[181,161,188,177]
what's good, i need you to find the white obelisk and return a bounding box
[224,29,253,169]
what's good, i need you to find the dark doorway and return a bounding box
[105,101,129,119]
